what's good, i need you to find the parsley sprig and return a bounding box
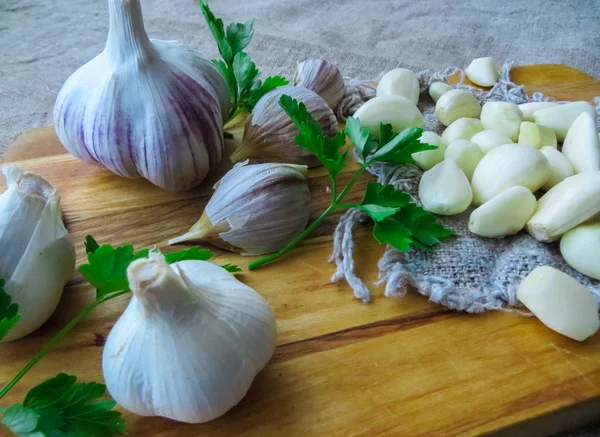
[247,96,454,270]
[0,236,239,436]
[201,1,288,120]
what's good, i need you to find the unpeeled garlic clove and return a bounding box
[169,162,311,255]
[518,102,559,122]
[429,82,453,103]
[470,129,513,154]
[465,57,498,87]
[412,131,446,171]
[560,222,600,280]
[445,140,484,181]
[418,159,472,216]
[540,146,574,191]
[561,111,600,173]
[533,101,596,141]
[435,89,481,126]
[441,118,484,143]
[354,95,424,139]
[526,172,600,242]
[518,122,557,149]
[470,144,549,205]
[517,266,600,341]
[233,85,337,167]
[480,102,523,142]
[468,186,536,238]
[293,59,345,111]
[376,68,420,105]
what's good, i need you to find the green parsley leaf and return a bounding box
[373,203,455,252]
[0,278,19,342]
[84,235,100,255]
[355,182,412,222]
[279,94,324,134]
[345,117,372,159]
[371,127,435,165]
[212,59,237,103]
[243,75,289,111]
[164,246,213,264]
[1,373,125,437]
[226,20,254,55]
[233,52,260,95]
[200,1,233,64]
[378,123,396,148]
[222,263,243,273]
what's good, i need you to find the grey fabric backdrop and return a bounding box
[1,0,600,435]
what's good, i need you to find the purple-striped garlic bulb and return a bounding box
[169,162,311,256]
[54,0,229,192]
[293,59,345,111]
[231,85,338,167]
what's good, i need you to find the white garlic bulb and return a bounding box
[560,222,600,280]
[103,253,277,423]
[354,95,424,138]
[412,131,446,171]
[518,102,558,122]
[294,59,345,110]
[470,129,513,155]
[54,0,229,192]
[441,118,484,144]
[480,102,523,142]
[0,166,75,342]
[434,89,481,126]
[540,146,574,191]
[533,101,596,141]
[418,159,473,216]
[170,162,311,255]
[445,140,484,181]
[518,122,557,149]
[429,82,453,102]
[561,111,600,174]
[376,68,420,105]
[465,57,498,87]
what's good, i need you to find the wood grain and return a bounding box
[1,64,600,437]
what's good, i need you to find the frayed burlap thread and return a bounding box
[331,60,600,311]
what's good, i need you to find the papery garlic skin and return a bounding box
[54,0,228,192]
[561,112,600,174]
[376,68,420,105]
[560,223,600,280]
[470,144,549,205]
[412,131,446,171]
[533,101,596,141]
[354,95,424,138]
[441,118,483,144]
[435,89,481,126]
[103,254,277,423]
[170,162,310,255]
[517,266,600,341]
[470,130,513,155]
[429,82,453,103]
[445,140,484,181]
[540,146,574,191]
[465,57,498,87]
[518,102,558,122]
[526,172,600,242]
[294,59,345,110]
[480,102,523,142]
[468,186,536,238]
[418,159,472,216]
[234,86,337,167]
[0,166,75,342]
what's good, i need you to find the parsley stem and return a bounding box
[0,289,130,399]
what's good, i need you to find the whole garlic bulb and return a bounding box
[54,0,229,192]
[232,86,338,167]
[0,166,75,342]
[169,162,311,255]
[103,253,277,423]
[293,59,345,111]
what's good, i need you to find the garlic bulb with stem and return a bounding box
[169,161,311,255]
[103,253,277,423]
[54,0,229,192]
[293,59,345,111]
[231,85,338,167]
[0,166,75,342]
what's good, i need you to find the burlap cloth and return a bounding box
[2,1,600,435]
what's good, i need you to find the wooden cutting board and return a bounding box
[2,64,600,437]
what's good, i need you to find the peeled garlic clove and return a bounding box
[540,146,574,191]
[560,222,600,280]
[435,89,481,126]
[170,162,311,255]
[445,140,484,181]
[470,129,514,154]
[470,144,549,205]
[526,172,600,242]
[517,122,557,149]
[441,118,484,143]
[354,95,424,139]
[429,82,453,103]
[376,68,420,105]
[561,111,600,174]
[293,59,345,111]
[468,186,536,238]
[418,159,472,215]
[518,102,559,122]
[412,131,446,171]
[533,101,596,141]
[54,0,229,192]
[103,253,277,423]
[517,266,600,341]
[0,166,75,342]
[480,102,523,142]
[465,57,498,87]
[233,85,338,167]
